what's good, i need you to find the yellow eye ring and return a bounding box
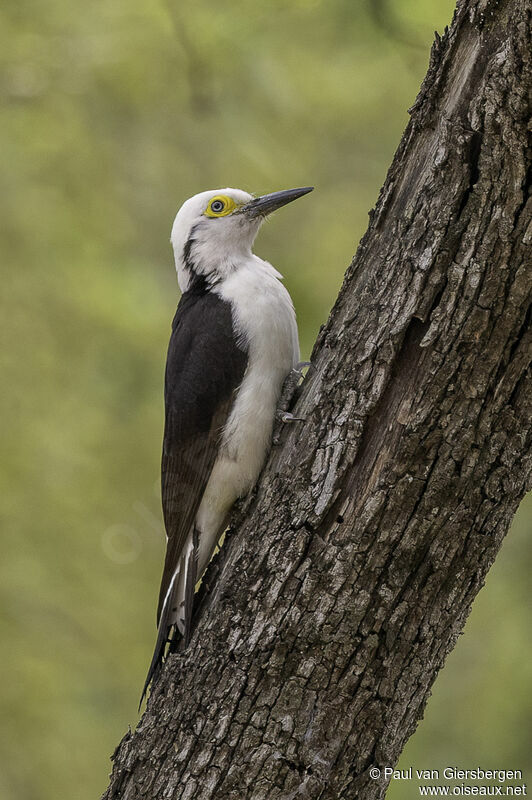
[204,195,238,218]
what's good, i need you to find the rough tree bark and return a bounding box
[104,1,531,797]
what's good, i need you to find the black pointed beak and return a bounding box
[242,186,314,219]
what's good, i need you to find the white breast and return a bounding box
[194,256,299,572]
[219,256,300,468]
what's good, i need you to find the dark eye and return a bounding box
[210,199,225,213]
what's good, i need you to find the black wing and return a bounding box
[141,289,247,703]
[158,290,248,621]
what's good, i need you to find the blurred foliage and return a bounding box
[0,1,529,798]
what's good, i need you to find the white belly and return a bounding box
[173,258,299,632]
[198,258,299,563]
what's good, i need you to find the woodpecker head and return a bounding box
[171,186,313,292]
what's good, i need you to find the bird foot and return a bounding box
[277,361,311,414]
[273,362,310,445]
[296,360,311,373]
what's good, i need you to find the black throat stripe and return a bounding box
[183,227,209,295]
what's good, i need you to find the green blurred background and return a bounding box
[1,1,530,798]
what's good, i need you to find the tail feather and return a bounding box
[183,527,199,647]
[139,530,200,710]
[138,623,170,711]
[139,570,179,711]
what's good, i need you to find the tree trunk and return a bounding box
[103,0,531,797]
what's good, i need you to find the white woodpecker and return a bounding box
[141,186,313,703]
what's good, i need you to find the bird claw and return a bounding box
[296,360,311,373]
[281,411,306,423]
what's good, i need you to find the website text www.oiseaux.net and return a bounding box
[368,767,527,796]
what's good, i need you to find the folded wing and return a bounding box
[141,289,248,703]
